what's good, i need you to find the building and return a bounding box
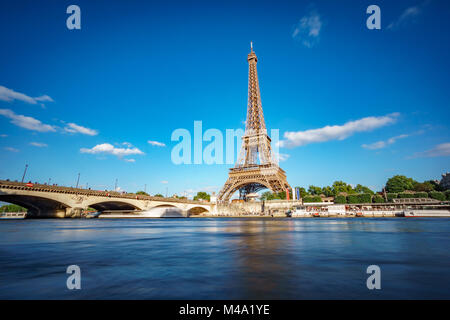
[440,172,450,190]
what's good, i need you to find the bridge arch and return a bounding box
[87,200,143,211]
[0,194,70,218]
[187,206,210,216]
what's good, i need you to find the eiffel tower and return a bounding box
[217,43,291,202]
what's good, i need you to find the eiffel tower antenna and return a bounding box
[217,46,291,202]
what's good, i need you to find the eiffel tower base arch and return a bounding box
[218,164,290,202]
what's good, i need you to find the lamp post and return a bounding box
[21,164,28,183]
[76,173,80,189]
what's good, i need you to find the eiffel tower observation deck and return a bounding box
[217,43,291,202]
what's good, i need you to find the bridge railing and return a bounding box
[0,180,209,205]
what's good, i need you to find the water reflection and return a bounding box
[0,218,449,299]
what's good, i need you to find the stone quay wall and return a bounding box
[216,200,302,216]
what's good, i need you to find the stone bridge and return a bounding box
[0,180,213,218]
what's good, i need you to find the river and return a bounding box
[0,218,449,299]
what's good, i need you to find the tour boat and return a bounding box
[0,212,26,219]
[403,210,450,217]
[85,211,102,219]
[291,206,311,217]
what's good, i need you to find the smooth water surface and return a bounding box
[0,218,449,299]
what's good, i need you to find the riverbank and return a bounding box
[192,214,399,218]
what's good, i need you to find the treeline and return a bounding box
[260,181,363,201]
[331,190,450,204]
[0,204,27,212]
[260,190,289,200]
[260,175,449,204]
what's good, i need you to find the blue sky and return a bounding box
[0,0,449,198]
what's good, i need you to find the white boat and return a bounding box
[359,210,399,217]
[0,212,26,219]
[290,206,313,217]
[328,205,346,216]
[403,210,450,217]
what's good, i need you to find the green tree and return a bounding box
[154,193,164,197]
[308,185,322,195]
[334,195,347,204]
[372,195,385,203]
[387,193,398,202]
[331,181,355,195]
[413,182,433,192]
[354,184,374,195]
[413,192,428,198]
[260,191,275,201]
[303,196,322,203]
[260,191,292,200]
[277,190,291,200]
[194,191,210,201]
[358,193,372,203]
[385,175,416,193]
[347,194,360,204]
[136,191,149,196]
[295,187,309,198]
[321,186,334,197]
[445,190,450,200]
[398,193,415,198]
[424,180,444,191]
[429,191,445,201]
[0,204,27,212]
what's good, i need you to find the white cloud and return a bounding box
[80,143,144,158]
[292,9,322,48]
[160,180,168,184]
[0,109,56,132]
[273,152,290,162]
[64,123,98,136]
[278,153,290,162]
[0,85,54,105]
[124,158,135,163]
[30,142,48,147]
[0,109,100,137]
[4,147,19,152]
[362,134,409,150]
[184,186,219,199]
[0,134,7,138]
[34,95,53,102]
[148,140,166,147]
[387,1,428,30]
[279,113,399,148]
[413,143,450,158]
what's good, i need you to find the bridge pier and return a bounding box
[65,207,83,218]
